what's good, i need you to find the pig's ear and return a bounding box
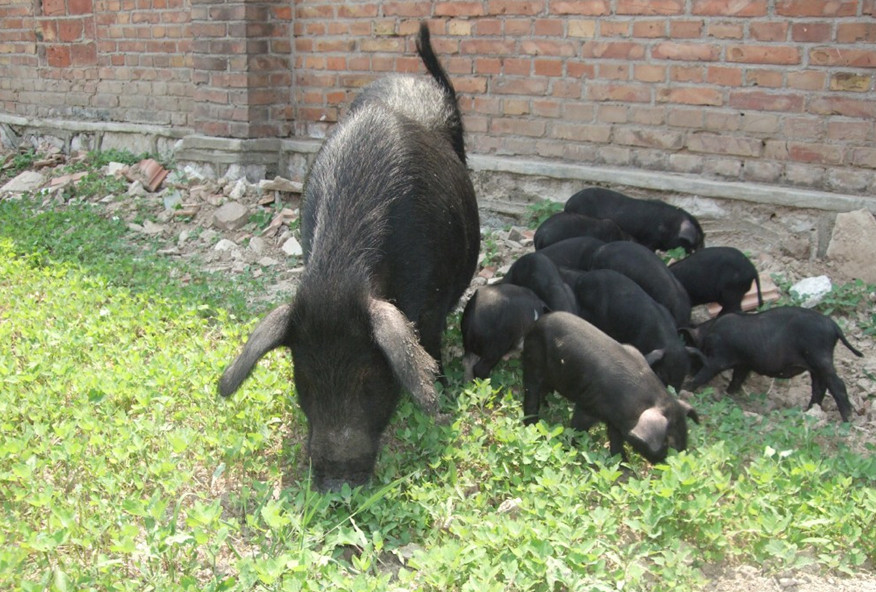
[644,349,665,367]
[370,299,440,415]
[685,346,707,365]
[219,303,294,397]
[629,407,669,456]
[678,219,701,250]
[678,398,700,425]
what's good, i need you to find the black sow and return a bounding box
[218,23,479,491]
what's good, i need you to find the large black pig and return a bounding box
[685,306,863,422]
[565,187,704,253]
[218,23,480,491]
[523,312,699,463]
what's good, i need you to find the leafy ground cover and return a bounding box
[1,154,875,591]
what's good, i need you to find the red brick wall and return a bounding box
[293,1,876,195]
[1,0,874,193]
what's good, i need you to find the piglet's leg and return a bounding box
[824,373,853,423]
[727,367,751,394]
[606,424,629,462]
[570,404,599,432]
[687,364,722,392]
[522,371,548,426]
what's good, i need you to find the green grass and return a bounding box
[1,187,875,591]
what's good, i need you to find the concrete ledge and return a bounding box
[2,112,872,215]
[468,154,876,215]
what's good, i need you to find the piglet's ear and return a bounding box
[644,349,665,367]
[629,407,669,457]
[678,219,702,250]
[678,398,700,425]
[369,298,440,415]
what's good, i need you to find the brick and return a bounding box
[746,69,783,88]
[503,58,531,75]
[632,20,666,38]
[669,20,703,38]
[707,22,744,40]
[568,19,596,37]
[550,1,610,15]
[692,0,767,16]
[534,59,564,76]
[729,90,804,112]
[653,42,719,61]
[787,70,826,90]
[740,112,780,134]
[726,45,800,65]
[552,122,612,142]
[593,22,623,38]
[849,147,876,169]
[687,132,762,157]
[614,127,683,149]
[750,22,788,42]
[783,116,824,141]
[39,20,58,42]
[475,57,502,74]
[435,1,485,16]
[493,77,549,94]
[617,0,684,15]
[830,73,873,92]
[567,103,597,120]
[598,63,630,80]
[827,121,873,143]
[837,23,876,43]
[582,41,646,60]
[552,80,584,98]
[631,106,666,125]
[383,1,431,17]
[657,86,723,106]
[667,107,703,128]
[460,38,516,55]
[521,40,577,57]
[707,65,743,86]
[791,23,831,43]
[788,142,842,165]
[486,0,544,15]
[46,45,71,68]
[809,48,876,68]
[587,83,651,102]
[532,98,562,117]
[491,117,546,137]
[534,19,564,36]
[58,19,84,42]
[776,0,857,16]
[670,66,705,83]
[634,64,666,82]
[41,0,66,17]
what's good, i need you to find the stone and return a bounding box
[259,176,303,193]
[1,170,45,194]
[790,275,832,308]
[826,209,876,283]
[213,201,249,231]
[105,162,128,176]
[141,220,166,235]
[281,237,303,257]
[214,239,238,252]
[248,236,266,255]
[127,180,147,197]
[228,178,248,200]
[162,189,182,210]
[258,256,279,267]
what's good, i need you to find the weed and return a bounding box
[525,199,564,228]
